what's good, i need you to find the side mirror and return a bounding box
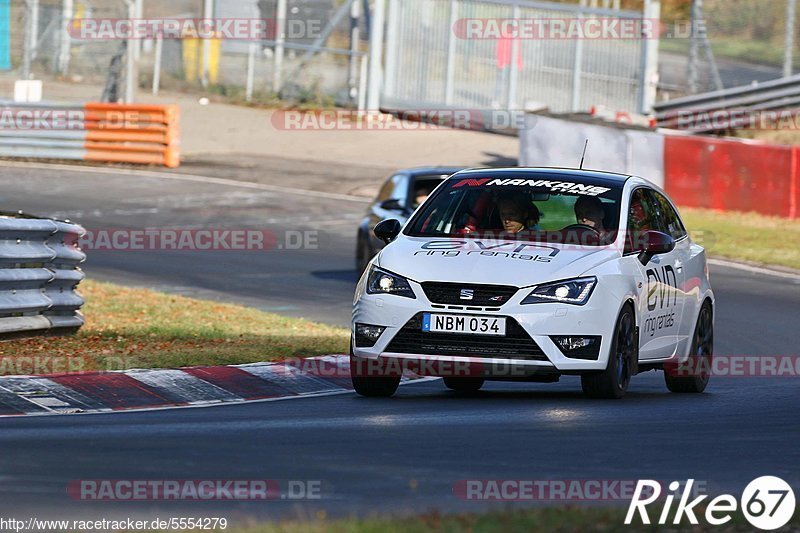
[374,219,402,245]
[638,230,675,265]
[379,198,407,212]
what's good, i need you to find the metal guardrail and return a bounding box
[0,102,180,168]
[654,74,800,131]
[0,213,85,338]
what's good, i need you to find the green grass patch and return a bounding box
[0,280,349,375]
[659,37,791,70]
[681,207,800,270]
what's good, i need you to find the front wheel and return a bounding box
[350,354,400,398]
[581,305,636,399]
[665,301,713,393]
[443,377,484,393]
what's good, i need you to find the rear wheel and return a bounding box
[581,305,636,399]
[665,301,713,393]
[443,377,484,393]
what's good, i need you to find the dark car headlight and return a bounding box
[366,267,416,299]
[521,277,597,306]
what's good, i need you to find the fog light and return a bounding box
[550,335,601,360]
[355,323,387,348]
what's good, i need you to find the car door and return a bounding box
[626,188,685,360]
[648,189,693,352]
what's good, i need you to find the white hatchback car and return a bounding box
[351,168,714,399]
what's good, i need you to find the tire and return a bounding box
[665,301,713,393]
[350,354,400,398]
[581,305,636,399]
[443,377,484,393]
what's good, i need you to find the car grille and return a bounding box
[385,313,548,361]
[421,282,519,307]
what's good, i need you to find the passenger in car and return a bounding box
[496,193,542,234]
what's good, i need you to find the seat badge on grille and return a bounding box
[460,289,474,301]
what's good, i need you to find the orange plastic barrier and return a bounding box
[83,103,180,168]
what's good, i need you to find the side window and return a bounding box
[625,188,660,253]
[650,191,687,240]
[376,175,405,202]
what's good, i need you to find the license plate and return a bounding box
[422,313,506,336]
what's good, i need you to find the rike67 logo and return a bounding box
[626,477,796,530]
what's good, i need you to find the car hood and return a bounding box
[376,235,620,286]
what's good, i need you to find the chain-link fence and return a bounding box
[658,0,799,98]
[382,0,657,114]
[4,0,800,111]
[10,0,368,105]
[13,0,128,87]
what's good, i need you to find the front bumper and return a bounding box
[352,277,622,374]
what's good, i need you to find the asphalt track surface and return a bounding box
[0,164,798,523]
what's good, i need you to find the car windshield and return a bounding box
[405,174,624,247]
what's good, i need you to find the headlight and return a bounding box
[366,267,416,299]
[521,277,597,306]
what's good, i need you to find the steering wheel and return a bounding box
[562,223,601,234]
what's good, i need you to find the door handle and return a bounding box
[675,260,683,272]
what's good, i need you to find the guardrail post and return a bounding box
[246,41,257,102]
[571,10,585,112]
[367,0,386,111]
[272,0,287,94]
[444,0,458,106]
[508,4,521,111]
[348,0,362,101]
[785,0,797,78]
[383,0,400,99]
[58,0,72,75]
[638,0,661,114]
[201,0,214,88]
[152,34,163,95]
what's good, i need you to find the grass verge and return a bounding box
[225,506,799,533]
[0,280,349,375]
[680,207,800,271]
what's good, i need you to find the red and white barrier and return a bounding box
[520,113,800,219]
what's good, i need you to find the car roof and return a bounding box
[449,167,631,188]
[399,166,466,178]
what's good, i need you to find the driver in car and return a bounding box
[574,196,606,230]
